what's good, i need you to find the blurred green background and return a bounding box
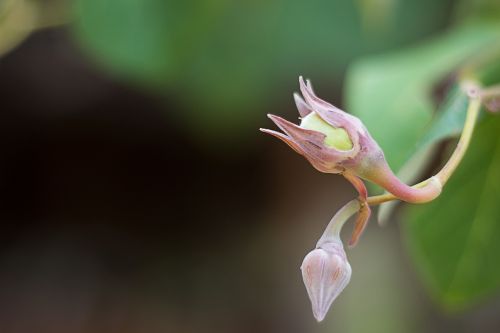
[0,0,499,332]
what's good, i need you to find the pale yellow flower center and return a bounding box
[300,113,353,151]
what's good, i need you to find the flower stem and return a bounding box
[366,83,482,206]
[317,199,360,247]
[435,97,481,184]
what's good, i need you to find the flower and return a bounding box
[260,76,384,176]
[260,76,442,204]
[301,240,351,322]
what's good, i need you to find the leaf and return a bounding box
[404,113,500,310]
[345,22,500,171]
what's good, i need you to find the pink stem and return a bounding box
[364,162,442,204]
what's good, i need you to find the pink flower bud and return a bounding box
[261,76,384,176]
[300,241,351,322]
[261,76,442,203]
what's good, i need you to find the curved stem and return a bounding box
[317,199,360,247]
[366,163,442,204]
[367,86,482,206]
[435,97,481,183]
[316,82,482,249]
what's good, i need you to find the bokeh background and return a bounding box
[0,0,499,332]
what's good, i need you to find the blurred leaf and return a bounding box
[354,0,397,35]
[469,48,500,86]
[72,0,456,137]
[345,22,500,171]
[404,113,500,310]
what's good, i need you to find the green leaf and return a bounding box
[404,113,500,310]
[345,23,500,171]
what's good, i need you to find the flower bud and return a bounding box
[300,241,351,322]
[261,76,442,203]
[260,76,384,175]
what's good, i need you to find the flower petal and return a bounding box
[259,128,303,155]
[299,77,362,152]
[294,93,313,117]
[266,114,326,148]
[266,114,351,173]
